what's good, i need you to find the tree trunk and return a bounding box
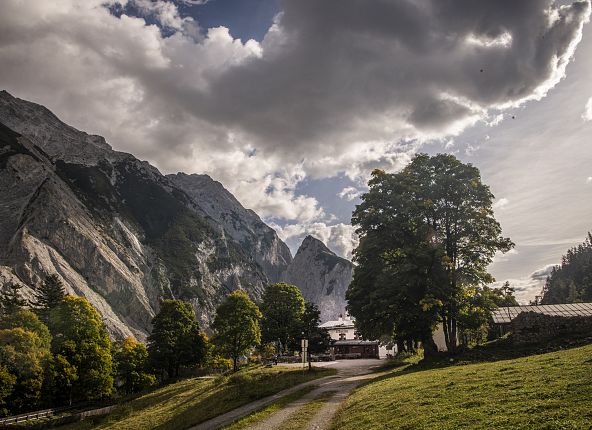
[233,356,238,372]
[396,339,406,354]
[422,335,439,359]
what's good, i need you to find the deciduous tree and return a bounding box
[260,283,305,353]
[347,154,513,354]
[147,299,207,379]
[49,296,114,402]
[113,338,156,394]
[212,290,261,372]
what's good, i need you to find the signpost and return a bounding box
[301,338,308,370]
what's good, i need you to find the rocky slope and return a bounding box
[284,236,354,322]
[0,91,274,338]
[167,173,292,282]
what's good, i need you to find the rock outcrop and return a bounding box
[0,91,269,338]
[168,173,292,282]
[284,236,354,322]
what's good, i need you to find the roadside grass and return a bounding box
[331,343,592,430]
[59,366,335,430]
[280,390,338,430]
[223,385,317,430]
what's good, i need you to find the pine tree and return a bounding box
[0,283,28,315]
[31,275,66,323]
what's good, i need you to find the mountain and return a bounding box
[167,173,292,282]
[0,90,280,338]
[284,235,354,322]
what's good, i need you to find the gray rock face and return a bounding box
[0,91,270,339]
[284,235,354,322]
[168,173,292,282]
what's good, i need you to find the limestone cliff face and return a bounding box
[0,91,269,338]
[168,173,292,282]
[284,236,354,322]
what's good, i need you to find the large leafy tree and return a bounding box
[0,364,15,416]
[113,338,156,394]
[347,154,513,354]
[0,327,50,412]
[49,296,114,402]
[212,290,261,372]
[31,275,66,324]
[147,299,207,379]
[260,283,305,353]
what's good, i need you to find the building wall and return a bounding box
[327,326,356,341]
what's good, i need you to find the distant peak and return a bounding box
[299,235,330,252]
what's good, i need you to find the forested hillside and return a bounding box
[542,233,592,304]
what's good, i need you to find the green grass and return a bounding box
[60,366,335,430]
[223,385,317,430]
[281,390,337,430]
[331,344,592,430]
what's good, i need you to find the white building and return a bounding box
[319,314,394,358]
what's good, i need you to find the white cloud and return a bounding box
[493,197,510,210]
[0,0,589,244]
[492,264,555,304]
[272,222,359,260]
[337,186,361,202]
[583,97,592,121]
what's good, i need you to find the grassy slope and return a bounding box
[332,344,592,430]
[63,366,334,430]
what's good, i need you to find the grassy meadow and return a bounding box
[61,365,334,430]
[331,343,592,430]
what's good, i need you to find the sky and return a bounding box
[1,0,591,303]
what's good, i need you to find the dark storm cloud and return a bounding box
[191,0,590,154]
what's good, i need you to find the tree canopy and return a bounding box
[260,283,305,353]
[147,299,207,379]
[212,290,261,372]
[49,296,113,402]
[347,154,513,354]
[542,233,592,304]
[113,337,156,394]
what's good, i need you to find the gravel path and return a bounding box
[242,361,386,430]
[190,360,385,430]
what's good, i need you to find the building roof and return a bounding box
[319,318,355,329]
[491,303,592,324]
[332,340,379,346]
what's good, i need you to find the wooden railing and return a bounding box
[0,408,58,425]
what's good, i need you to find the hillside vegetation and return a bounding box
[332,344,592,430]
[64,366,334,430]
[542,233,592,304]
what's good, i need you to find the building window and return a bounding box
[339,333,346,340]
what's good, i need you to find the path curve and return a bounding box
[192,360,386,430]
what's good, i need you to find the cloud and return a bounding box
[587,176,592,184]
[583,97,592,121]
[493,264,556,304]
[337,186,361,202]
[493,197,510,210]
[272,222,359,260]
[0,0,589,250]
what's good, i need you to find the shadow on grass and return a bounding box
[360,335,592,389]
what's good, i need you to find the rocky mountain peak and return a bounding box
[284,235,354,322]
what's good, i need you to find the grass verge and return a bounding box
[223,385,317,430]
[331,343,592,430]
[281,390,337,430]
[59,366,335,430]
